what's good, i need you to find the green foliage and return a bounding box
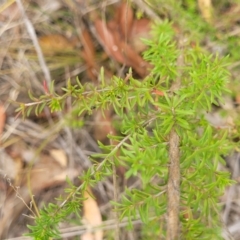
[20,20,233,239]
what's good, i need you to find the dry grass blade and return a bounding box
[15,0,51,86]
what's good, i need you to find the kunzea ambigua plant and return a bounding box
[17,21,233,239]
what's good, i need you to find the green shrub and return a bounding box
[18,21,233,240]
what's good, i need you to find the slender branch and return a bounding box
[59,116,157,210]
[166,129,180,240]
[166,37,185,240]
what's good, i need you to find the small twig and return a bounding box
[0,172,36,217]
[15,0,51,87]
